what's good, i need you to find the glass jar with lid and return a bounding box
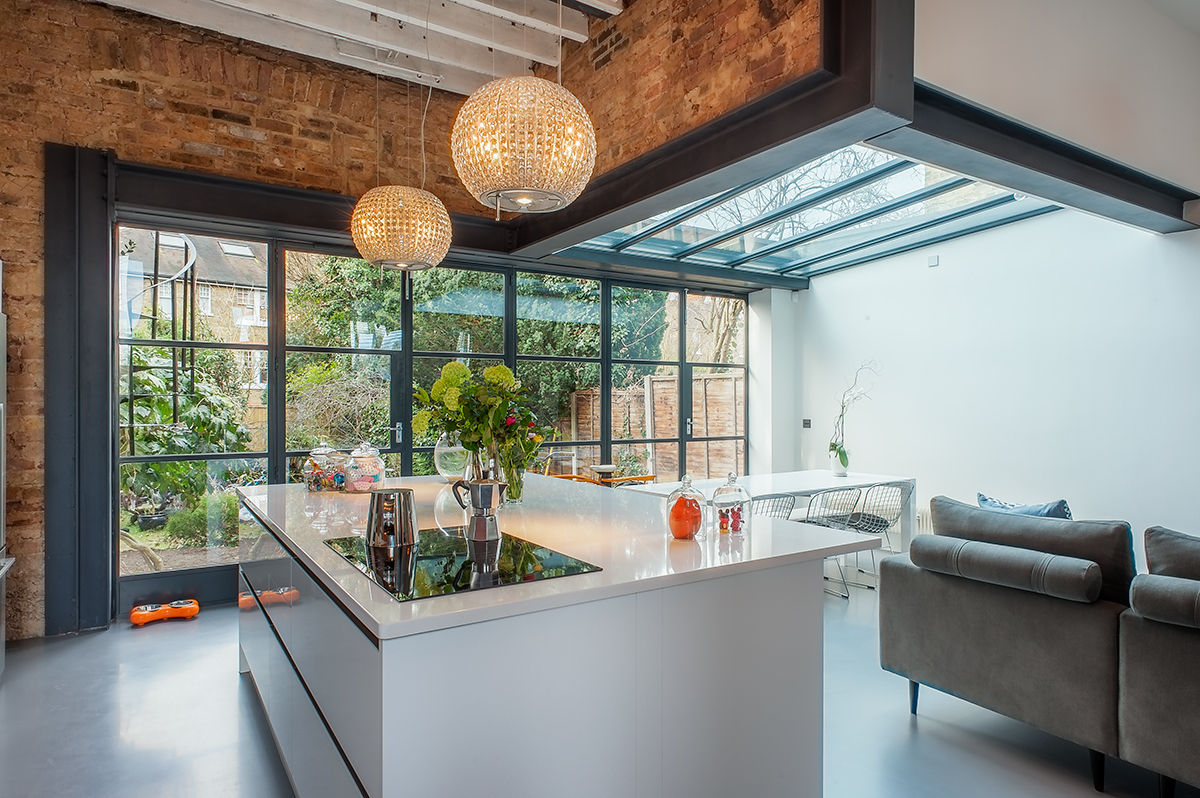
[665,475,707,540]
[711,473,752,537]
[304,442,347,492]
[345,441,386,493]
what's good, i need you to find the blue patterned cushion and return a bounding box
[977,492,1073,520]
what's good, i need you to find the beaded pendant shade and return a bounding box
[350,185,452,272]
[450,75,597,214]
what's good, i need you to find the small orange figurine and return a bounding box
[130,598,200,626]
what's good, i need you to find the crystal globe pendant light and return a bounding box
[351,71,452,271]
[450,1,596,216]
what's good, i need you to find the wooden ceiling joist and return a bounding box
[94,0,622,95]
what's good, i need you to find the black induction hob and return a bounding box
[325,529,601,604]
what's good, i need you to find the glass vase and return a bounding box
[503,464,525,504]
[433,433,469,482]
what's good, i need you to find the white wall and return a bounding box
[748,288,803,474]
[797,210,1200,544]
[915,0,1200,193]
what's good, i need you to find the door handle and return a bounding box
[686,417,693,437]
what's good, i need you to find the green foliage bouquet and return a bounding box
[412,363,552,485]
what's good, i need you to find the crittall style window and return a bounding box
[113,223,749,582]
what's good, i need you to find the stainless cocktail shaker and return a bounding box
[365,487,419,596]
[366,487,418,548]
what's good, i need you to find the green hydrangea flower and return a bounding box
[482,364,516,389]
[411,410,431,438]
[430,377,447,401]
[441,361,471,386]
[442,386,460,411]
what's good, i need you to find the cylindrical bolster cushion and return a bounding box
[1130,573,1200,630]
[910,535,1102,603]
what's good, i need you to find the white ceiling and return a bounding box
[1146,0,1200,37]
[94,0,622,95]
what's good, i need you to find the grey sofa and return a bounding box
[1119,526,1200,798]
[879,496,1136,791]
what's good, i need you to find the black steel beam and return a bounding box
[512,0,916,258]
[867,84,1198,234]
[44,143,116,634]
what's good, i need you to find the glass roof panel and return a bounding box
[680,164,961,265]
[571,142,1057,282]
[584,191,724,249]
[785,196,1059,275]
[746,181,1013,270]
[625,145,898,256]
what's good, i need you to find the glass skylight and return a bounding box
[570,144,1058,282]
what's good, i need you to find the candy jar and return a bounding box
[304,442,344,491]
[711,472,752,537]
[345,441,386,493]
[665,475,706,540]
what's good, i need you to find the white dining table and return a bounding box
[631,469,919,550]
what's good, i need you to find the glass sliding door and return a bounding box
[609,286,682,481]
[410,266,507,475]
[515,273,602,475]
[283,248,406,481]
[682,293,748,478]
[116,226,269,576]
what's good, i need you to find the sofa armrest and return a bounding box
[1129,573,1200,629]
[909,534,1102,603]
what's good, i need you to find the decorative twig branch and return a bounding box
[829,361,877,466]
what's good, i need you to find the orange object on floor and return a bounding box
[130,598,200,626]
[261,586,300,605]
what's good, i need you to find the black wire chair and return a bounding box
[805,487,862,599]
[751,493,796,520]
[849,481,914,586]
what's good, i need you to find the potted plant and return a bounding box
[828,363,875,476]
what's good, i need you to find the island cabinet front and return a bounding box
[236,481,836,798]
[239,515,381,798]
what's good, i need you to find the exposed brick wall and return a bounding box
[0,0,477,640]
[547,0,823,177]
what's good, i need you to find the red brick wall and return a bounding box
[549,0,824,176]
[0,0,477,640]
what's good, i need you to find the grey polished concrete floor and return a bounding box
[0,590,1194,797]
[0,604,293,798]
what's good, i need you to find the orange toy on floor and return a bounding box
[130,599,200,626]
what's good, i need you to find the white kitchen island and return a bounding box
[237,475,878,798]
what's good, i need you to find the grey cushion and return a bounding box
[1129,573,1200,629]
[910,535,1101,603]
[1145,525,1200,580]
[880,555,1123,756]
[1119,612,1200,787]
[930,496,1134,605]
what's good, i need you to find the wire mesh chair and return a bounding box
[805,487,862,599]
[750,493,796,519]
[849,481,914,585]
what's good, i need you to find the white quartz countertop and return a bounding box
[238,475,878,641]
